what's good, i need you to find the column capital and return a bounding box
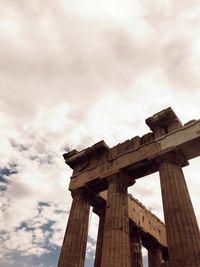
[71,187,93,202]
[71,187,85,197]
[107,170,135,188]
[153,148,188,168]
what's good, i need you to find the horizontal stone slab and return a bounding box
[67,119,200,190]
[99,191,167,249]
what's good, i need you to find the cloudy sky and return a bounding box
[0,0,200,266]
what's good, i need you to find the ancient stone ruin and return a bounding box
[58,107,200,267]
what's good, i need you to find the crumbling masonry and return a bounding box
[58,107,200,267]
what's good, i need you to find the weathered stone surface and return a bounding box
[57,188,90,267]
[92,193,167,266]
[60,108,199,267]
[146,107,182,137]
[66,119,200,191]
[130,227,143,267]
[100,172,131,267]
[158,153,200,267]
[148,246,163,267]
[100,191,167,248]
[93,206,105,267]
[147,109,200,267]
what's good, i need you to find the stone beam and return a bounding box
[64,115,200,191]
[99,191,167,249]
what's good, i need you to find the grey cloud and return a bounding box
[160,37,200,90]
[0,167,17,178]
[142,0,200,91]
[9,138,56,165]
[10,140,28,152]
[0,166,18,191]
[0,184,7,191]
[0,0,162,124]
[29,153,55,165]
[2,0,192,132]
[8,181,33,198]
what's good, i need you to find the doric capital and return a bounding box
[156,150,189,167]
[71,187,87,199]
[107,170,135,188]
[152,148,188,168]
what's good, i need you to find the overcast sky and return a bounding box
[0,1,200,267]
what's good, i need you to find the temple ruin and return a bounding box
[57,107,200,267]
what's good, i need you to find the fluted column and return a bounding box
[130,227,143,267]
[57,188,90,267]
[148,246,162,267]
[93,206,105,267]
[158,151,200,267]
[100,172,132,267]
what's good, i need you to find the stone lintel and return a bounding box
[68,119,200,191]
[88,190,167,248]
[93,203,106,217]
[99,191,167,248]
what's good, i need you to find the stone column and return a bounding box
[93,206,105,267]
[157,151,200,267]
[100,172,132,267]
[57,188,90,267]
[130,227,143,267]
[148,245,162,267]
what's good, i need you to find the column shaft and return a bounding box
[57,189,90,267]
[159,160,200,267]
[94,209,105,267]
[100,174,131,267]
[130,229,143,267]
[148,247,162,267]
